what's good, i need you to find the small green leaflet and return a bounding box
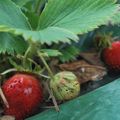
[41,49,62,57]
[59,46,80,62]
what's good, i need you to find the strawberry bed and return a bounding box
[0,0,120,120]
[26,76,120,120]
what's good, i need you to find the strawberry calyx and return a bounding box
[94,33,120,72]
[94,33,113,53]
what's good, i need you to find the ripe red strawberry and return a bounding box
[2,73,43,120]
[102,41,120,71]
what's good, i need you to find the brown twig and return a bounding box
[44,82,59,112]
[0,87,9,108]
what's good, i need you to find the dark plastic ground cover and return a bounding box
[26,77,120,120]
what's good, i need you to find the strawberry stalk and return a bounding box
[23,42,39,69]
[23,44,33,68]
[1,69,17,75]
[37,52,54,79]
[37,51,59,111]
[22,41,54,79]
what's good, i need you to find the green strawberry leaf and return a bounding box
[11,0,32,7]
[0,0,78,44]
[0,32,28,54]
[110,12,120,24]
[0,0,119,45]
[59,46,80,62]
[38,0,118,34]
[0,0,31,30]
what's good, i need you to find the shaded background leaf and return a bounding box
[59,46,80,62]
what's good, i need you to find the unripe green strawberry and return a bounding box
[102,41,120,72]
[50,71,80,101]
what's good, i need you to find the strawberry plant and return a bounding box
[0,0,119,53]
[0,0,120,120]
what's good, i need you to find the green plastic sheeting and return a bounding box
[27,78,120,120]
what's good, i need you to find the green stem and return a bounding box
[39,73,50,79]
[23,41,39,69]
[1,68,17,76]
[37,51,54,80]
[23,44,32,67]
[23,41,54,80]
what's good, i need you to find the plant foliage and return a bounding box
[11,0,32,7]
[0,33,28,54]
[0,0,119,56]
